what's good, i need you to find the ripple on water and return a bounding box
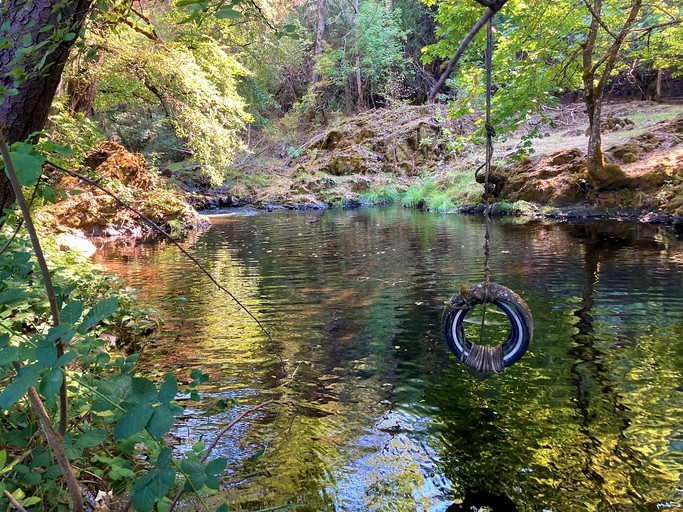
[96,208,683,510]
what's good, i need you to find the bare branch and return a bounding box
[44,160,277,353]
[3,489,28,512]
[428,6,502,102]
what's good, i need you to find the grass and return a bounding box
[359,185,402,205]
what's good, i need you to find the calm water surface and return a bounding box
[96,207,683,511]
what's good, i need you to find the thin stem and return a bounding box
[0,133,68,435]
[3,489,28,512]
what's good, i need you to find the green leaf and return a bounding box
[0,346,19,366]
[216,505,229,512]
[60,300,83,325]
[158,373,178,404]
[133,468,176,512]
[157,447,172,469]
[176,0,205,5]
[114,402,154,440]
[0,371,38,409]
[131,377,158,405]
[36,337,58,366]
[78,297,118,333]
[180,458,205,491]
[55,351,77,367]
[0,288,27,304]
[46,324,75,344]
[147,404,182,440]
[215,7,243,19]
[9,151,45,186]
[40,368,63,402]
[206,457,227,476]
[0,450,6,470]
[76,428,108,448]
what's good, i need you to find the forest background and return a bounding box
[0,0,682,510]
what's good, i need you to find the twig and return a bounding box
[201,399,288,463]
[0,181,42,257]
[0,133,69,436]
[45,160,277,353]
[165,399,289,512]
[3,489,28,512]
[284,132,327,167]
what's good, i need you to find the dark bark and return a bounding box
[0,0,92,211]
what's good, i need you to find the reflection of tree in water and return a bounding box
[567,224,654,508]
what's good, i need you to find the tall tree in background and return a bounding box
[311,0,327,86]
[0,0,92,212]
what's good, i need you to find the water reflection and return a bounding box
[95,207,683,511]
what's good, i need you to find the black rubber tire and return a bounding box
[442,283,533,367]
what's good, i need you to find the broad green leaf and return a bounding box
[0,371,38,409]
[158,373,178,404]
[113,402,154,440]
[76,428,108,448]
[176,0,205,5]
[0,450,6,470]
[109,464,136,480]
[216,505,229,512]
[36,337,57,366]
[130,377,158,405]
[78,297,118,333]
[8,151,45,186]
[147,404,182,440]
[93,375,132,412]
[39,368,63,403]
[133,468,176,512]
[206,457,227,476]
[180,458,205,491]
[0,333,9,348]
[55,351,77,367]
[157,447,172,469]
[46,324,75,343]
[0,346,19,366]
[60,300,83,325]
[0,288,27,304]
[215,7,243,19]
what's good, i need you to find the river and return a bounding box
[96,206,683,511]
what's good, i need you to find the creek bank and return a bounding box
[41,141,211,255]
[217,102,682,228]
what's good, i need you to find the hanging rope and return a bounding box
[463,17,504,373]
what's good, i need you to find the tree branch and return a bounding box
[3,489,28,512]
[428,6,500,102]
[0,132,69,436]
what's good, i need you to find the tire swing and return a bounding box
[442,16,532,373]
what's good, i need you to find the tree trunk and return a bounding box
[387,0,394,15]
[581,0,641,189]
[311,0,326,86]
[0,0,92,211]
[64,51,104,115]
[353,0,364,110]
[655,68,663,103]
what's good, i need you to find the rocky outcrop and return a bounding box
[45,141,204,237]
[287,105,466,177]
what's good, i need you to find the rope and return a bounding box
[464,17,504,373]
